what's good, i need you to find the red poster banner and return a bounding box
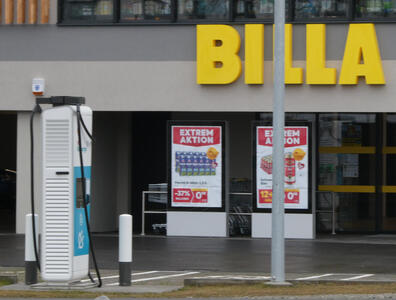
[173,127,221,147]
[258,127,307,147]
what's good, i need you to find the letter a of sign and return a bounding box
[339,24,386,85]
[197,25,242,84]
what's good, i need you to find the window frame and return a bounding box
[57,0,396,25]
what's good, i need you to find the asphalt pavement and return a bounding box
[1,233,396,274]
[2,233,396,295]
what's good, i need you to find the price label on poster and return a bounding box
[171,126,222,208]
[256,126,309,210]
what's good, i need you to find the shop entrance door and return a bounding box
[317,113,396,233]
[317,113,377,233]
[381,114,396,232]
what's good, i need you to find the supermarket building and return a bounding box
[1,0,396,237]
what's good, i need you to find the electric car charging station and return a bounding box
[41,104,92,282]
[28,96,102,287]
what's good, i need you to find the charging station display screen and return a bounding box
[170,125,223,208]
[76,178,85,208]
[256,126,309,210]
[74,167,91,256]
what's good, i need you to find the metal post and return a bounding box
[119,214,132,286]
[141,191,145,235]
[332,192,336,235]
[25,213,38,285]
[272,0,286,284]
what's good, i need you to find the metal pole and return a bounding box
[272,0,286,283]
[332,192,336,235]
[119,214,132,286]
[25,213,38,285]
[141,191,145,236]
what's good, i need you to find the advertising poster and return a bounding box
[256,126,309,210]
[171,125,222,208]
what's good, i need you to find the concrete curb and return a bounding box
[185,278,268,286]
[184,278,396,286]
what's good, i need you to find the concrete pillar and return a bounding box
[16,112,42,234]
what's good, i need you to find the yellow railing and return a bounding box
[319,146,375,154]
[318,185,376,193]
[319,185,396,193]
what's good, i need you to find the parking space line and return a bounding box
[81,270,160,283]
[341,274,374,281]
[295,274,334,280]
[193,275,271,280]
[133,271,161,276]
[106,271,200,286]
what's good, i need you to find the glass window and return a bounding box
[318,114,377,186]
[178,0,230,21]
[319,114,376,147]
[317,192,375,233]
[356,0,396,18]
[294,0,349,19]
[62,0,114,22]
[234,0,273,19]
[233,0,291,21]
[337,193,375,232]
[319,153,376,186]
[120,0,172,21]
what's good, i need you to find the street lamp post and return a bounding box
[271,0,286,284]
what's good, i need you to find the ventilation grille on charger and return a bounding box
[43,118,72,276]
[43,177,71,275]
[44,119,70,168]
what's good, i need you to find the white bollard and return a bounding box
[25,214,38,285]
[119,214,132,286]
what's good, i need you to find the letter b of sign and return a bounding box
[196,25,242,84]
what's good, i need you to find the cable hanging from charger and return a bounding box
[30,104,42,272]
[76,105,102,288]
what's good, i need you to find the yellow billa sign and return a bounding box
[196,24,386,85]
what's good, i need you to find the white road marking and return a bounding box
[106,271,200,286]
[295,274,334,280]
[192,275,271,280]
[341,274,374,281]
[133,271,161,276]
[80,270,160,283]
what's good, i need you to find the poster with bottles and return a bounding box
[170,125,223,208]
[256,126,309,210]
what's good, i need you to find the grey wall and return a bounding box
[16,112,42,233]
[0,24,395,112]
[1,24,396,61]
[1,60,395,112]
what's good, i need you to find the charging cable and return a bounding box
[76,105,102,287]
[30,103,42,271]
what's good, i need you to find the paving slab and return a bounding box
[0,283,182,294]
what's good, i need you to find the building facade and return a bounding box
[1,0,396,236]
